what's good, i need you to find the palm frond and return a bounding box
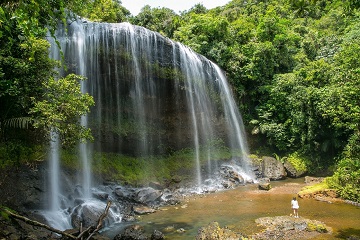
[1,117,34,129]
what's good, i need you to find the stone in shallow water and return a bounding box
[135,187,163,204]
[258,182,271,190]
[196,221,243,240]
[133,205,156,215]
[253,216,332,239]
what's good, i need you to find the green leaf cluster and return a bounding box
[286,152,308,173]
[30,74,94,147]
[0,1,97,165]
[326,158,360,202]
[79,0,131,23]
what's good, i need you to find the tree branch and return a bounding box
[1,201,113,240]
[2,208,77,239]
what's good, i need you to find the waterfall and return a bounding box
[49,131,60,211]
[45,19,254,228]
[51,19,254,183]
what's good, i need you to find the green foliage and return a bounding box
[60,141,234,185]
[131,5,179,37]
[125,1,360,189]
[81,0,130,22]
[286,152,308,172]
[0,142,46,168]
[298,181,329,196]
[0,0,99,163]
[0,206,11,221]
[30,74,95,147]
[326,158,360,202]
[174,13,230,56]
[307,222,328,233]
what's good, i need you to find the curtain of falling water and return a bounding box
[49,19,254,205]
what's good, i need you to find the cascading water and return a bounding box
[44,18,254,230]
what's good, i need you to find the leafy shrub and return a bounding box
[0,142,46,169]
[326,158,360,202]
[286,152,308,172]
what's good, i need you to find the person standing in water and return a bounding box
[291,197,299,218]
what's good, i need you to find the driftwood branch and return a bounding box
[1,200,113,240]
[2,208,77,239]
[85,200,112,240]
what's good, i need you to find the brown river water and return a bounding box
[136,178,360,239]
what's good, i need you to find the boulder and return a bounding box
[135,187,162,204]
[258,182,271,191]
[133,205,156,215]
[92,191,109,201]
[151,229,165,240]
[149,181,164,190]
[71,204,103,228]
[220,165,245,185]
[258,178,271,190]
[114,187,136,201]
[196,222,243,240]
[261,156,286,180]
[114,225,149,240]
[252,216,332,239]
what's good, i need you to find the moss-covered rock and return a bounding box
[196,221,243,240]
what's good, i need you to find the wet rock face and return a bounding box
[71,204,103,228]
[219,165,245,188]
[0,165,46,211]
[261,156,287,180]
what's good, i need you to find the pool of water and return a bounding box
[105,178,360,239]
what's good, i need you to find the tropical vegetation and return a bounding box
[0,0,359,202]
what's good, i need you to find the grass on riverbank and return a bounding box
[298,181,330,196]
[60,145,237,186]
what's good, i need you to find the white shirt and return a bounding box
[291,199,299,209]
